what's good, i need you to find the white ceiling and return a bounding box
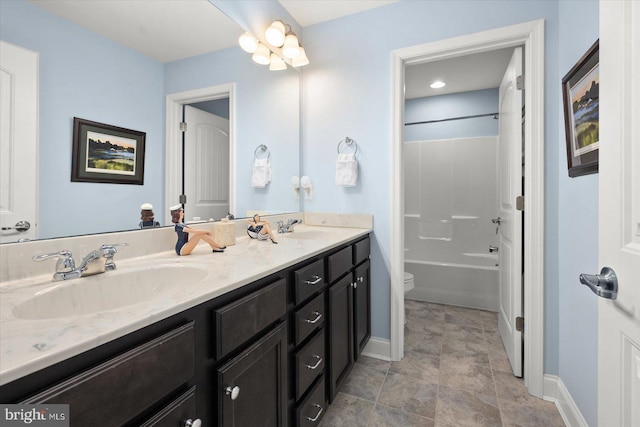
[405,48,516,99]
[278,0,398,27]
[28,0,514,97]
[28,0,242,63]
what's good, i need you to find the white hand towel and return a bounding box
[251,158,270,188]
[335,153,358,186]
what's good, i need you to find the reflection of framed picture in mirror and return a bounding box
[71,117,146,184]
[562,39,599,177]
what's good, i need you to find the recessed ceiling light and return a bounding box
[430,81,446,89]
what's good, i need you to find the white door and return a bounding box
[598,2,640,425]
[0,41,38,243]
[497,47,523,377]
[184,105,230,222]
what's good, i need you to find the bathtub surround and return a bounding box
[404,137,499,311]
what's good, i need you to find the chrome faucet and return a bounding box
[277,219,302,233]
[33,243,128,281]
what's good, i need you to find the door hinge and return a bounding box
[516,196,524,211]
[179,122,187,132]
[515,316,524,332]
[516,75,524,91]
[179,194,187,204]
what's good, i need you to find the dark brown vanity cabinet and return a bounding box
[0,233,371,427]
[218,321,288,427]
[289,258,328,426]
[326,236,371,402]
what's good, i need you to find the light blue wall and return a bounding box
[557,1,599,425]
[301,0,561,363]
[405,89,499,141]
[1,0,164,238]
[164,47,300,217]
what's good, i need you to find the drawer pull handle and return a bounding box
[307,404,324,422]
[185,419,202,427]
[305,355,323,370]
[305,311,323,324]
[305,275,323,285]
[225,385,240,400]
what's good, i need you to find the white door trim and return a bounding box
[390,19,545,397]
[165,83,236,225]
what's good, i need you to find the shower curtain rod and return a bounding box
[405,112,499,126]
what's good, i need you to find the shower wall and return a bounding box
[404,136,499,311]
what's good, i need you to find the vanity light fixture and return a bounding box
[269,53,287,71]
[292,47,309,67]
[265,20,286,47]
[238,20,310,71]
[252,43,271,65]
[430,80,446,89]
[239,32,258,53]
[282,32,301,59]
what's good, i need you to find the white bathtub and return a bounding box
[404,255,499,311]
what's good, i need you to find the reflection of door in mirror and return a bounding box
[0,41,38,243]
[183,103,230,222]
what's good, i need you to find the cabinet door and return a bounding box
[327,275,353,402]
[217,322,288,427]
[353,260,371,360]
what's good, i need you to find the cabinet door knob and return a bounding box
[358,276,364,283]
[305,275,323,285]
[225,385,240,400]
[306,404,324,422]
[305,355,323,370]
[185,419,202,427]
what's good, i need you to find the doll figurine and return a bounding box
[170,205,225,255]
[139,203,160,228]
[246,214,278,244]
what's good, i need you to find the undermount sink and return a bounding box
[13,265,208,319]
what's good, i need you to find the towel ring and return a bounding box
[337,137,358,155]
[254,144,270,160]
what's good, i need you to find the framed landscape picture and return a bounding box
[562,39,599,177]
[71,117,146,185]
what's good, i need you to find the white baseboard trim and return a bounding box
[361,337,391,361]
[543,375,589,427]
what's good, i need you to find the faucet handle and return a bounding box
[100,243,128,270]
[32,250,76,273]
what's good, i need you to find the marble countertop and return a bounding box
[0,225,370,386]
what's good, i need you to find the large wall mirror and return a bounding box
[0,0,300,242]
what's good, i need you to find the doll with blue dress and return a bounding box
[170,205,225,255]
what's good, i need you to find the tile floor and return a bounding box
[319,300,566,427]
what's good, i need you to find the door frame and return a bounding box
[165,83,235,225]
[390,19,545,397]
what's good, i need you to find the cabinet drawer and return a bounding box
[296,377,326,427]
[294,259,325,305]
[140,386,197,427]
[23,322,195,427]
[214,278,287,359]
[328,246,352,283]
[295,329,325,401]
[354,237,370,266]
[294,293,325,346]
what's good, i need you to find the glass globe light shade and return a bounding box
[265,21,286,47]
[238,32,258,53]
[282,34,301,59]
[269,53,287,71]
[292,47,309,67]
[252,43,271,65]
